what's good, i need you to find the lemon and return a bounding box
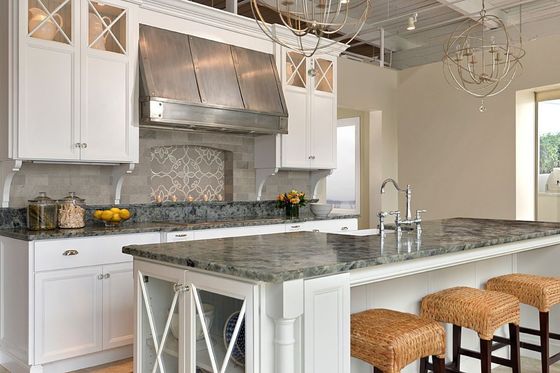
[101,210,113,221]
[111,214,122,222]
[119,209,130,220]
[93,210,103,219]
[110,207,121,213]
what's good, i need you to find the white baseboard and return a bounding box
[0,346,132,373]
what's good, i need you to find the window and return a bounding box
[327,117,360,213]
[536,90,560,222]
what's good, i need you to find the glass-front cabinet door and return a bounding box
[27,0,73,45]
[86,0,127,54]
[135,261,256,373]
[313,57,334,94]
[136,263,188,373]
[188,271,256,373]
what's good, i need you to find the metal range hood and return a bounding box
[139,25,288,135]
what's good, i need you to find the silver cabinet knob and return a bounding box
[312,229,320,233]
[104,273,111,279]
[62,249,79,256]
[97,274,104,280]
[81,143,88,149]
[75,143,81,148]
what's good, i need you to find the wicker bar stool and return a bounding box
[486,273,560,373]
[421,287,521,373]
[351,308,446,373]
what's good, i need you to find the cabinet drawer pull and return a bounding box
[175,234,188,238]
[290,225,301,229]
[312,229,320,233]
[341,227,349,231]
[62,249,79,256]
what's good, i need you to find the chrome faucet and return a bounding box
[378,178,426,234]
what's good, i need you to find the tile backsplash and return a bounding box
[8,129,310,208]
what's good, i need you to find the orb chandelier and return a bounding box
[250,0,371,57]
[443,0,525,111]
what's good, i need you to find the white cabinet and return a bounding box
[255,48,339,171]
[34,262,133,364]
[34,266,104,364]
[280,49,338,169]
[13,0,138,163]
[304,273,350,373]
[103,262,134,350]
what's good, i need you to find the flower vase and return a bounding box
[285,204,300,219]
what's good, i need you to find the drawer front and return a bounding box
[194,224,285,240]
[165,231,195,242]
[305,219,358,233]
[34,233,161,272]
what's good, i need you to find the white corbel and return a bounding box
[256,168,278,201]
[1,160,23,208]
[309,169,333,200]
[112,163,136,205]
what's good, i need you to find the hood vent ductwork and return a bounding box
[139,25,288,134]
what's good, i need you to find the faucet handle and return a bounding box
[378,211,388,218]
[388,210,401,220]
[416,209,427,220]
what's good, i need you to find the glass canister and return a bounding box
[57,192,86,229]
[27,192,57,230]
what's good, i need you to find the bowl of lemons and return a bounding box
[93,207,132,227]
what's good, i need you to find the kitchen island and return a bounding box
[123,218,560,373]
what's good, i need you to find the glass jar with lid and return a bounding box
[57,192,86,229]
[27,192,57,230]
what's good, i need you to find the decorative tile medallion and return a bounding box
[151,145,225,202]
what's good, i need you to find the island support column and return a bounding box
[266,279,304,373]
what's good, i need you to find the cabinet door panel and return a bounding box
[35,266,103,363]
[103,262,133,349]
[82,55,130,162]
[310,92,336,169]
[281,88,310,168]
[19,46,79,160]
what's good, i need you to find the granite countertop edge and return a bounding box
[0,214,359,241]
[122,218,560,283]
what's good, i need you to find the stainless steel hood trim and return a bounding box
[139,25,288,135]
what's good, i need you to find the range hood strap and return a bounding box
[189,35,207,104]
[230,47,247,110]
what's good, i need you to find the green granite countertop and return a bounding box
[122,218,560,283]
[0,214,357,241]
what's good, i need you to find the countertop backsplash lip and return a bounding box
[0,213,358,241]
[0,200,358,241]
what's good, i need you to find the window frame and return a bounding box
[327,116,361,214]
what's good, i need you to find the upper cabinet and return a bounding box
[15,0,138,163]
[280,48,338,169]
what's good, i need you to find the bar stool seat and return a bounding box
[487,274,560,373]
[421,287,521,373]
[486,273,560,312]
[351,308,446,373]
[421,286,519,340]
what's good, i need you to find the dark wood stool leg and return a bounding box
[432,356,446,373]
[509,323,521,373]
[452,325,462,371]
[540,311,550,373]
[374,367,383,373]
[480,339,492,373]
[419,357,427,373]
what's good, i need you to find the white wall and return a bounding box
[397,35,560,220]
[338,58,400,214]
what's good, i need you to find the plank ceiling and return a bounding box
[188,0,560,69]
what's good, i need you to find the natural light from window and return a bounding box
[327,117,360,212]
